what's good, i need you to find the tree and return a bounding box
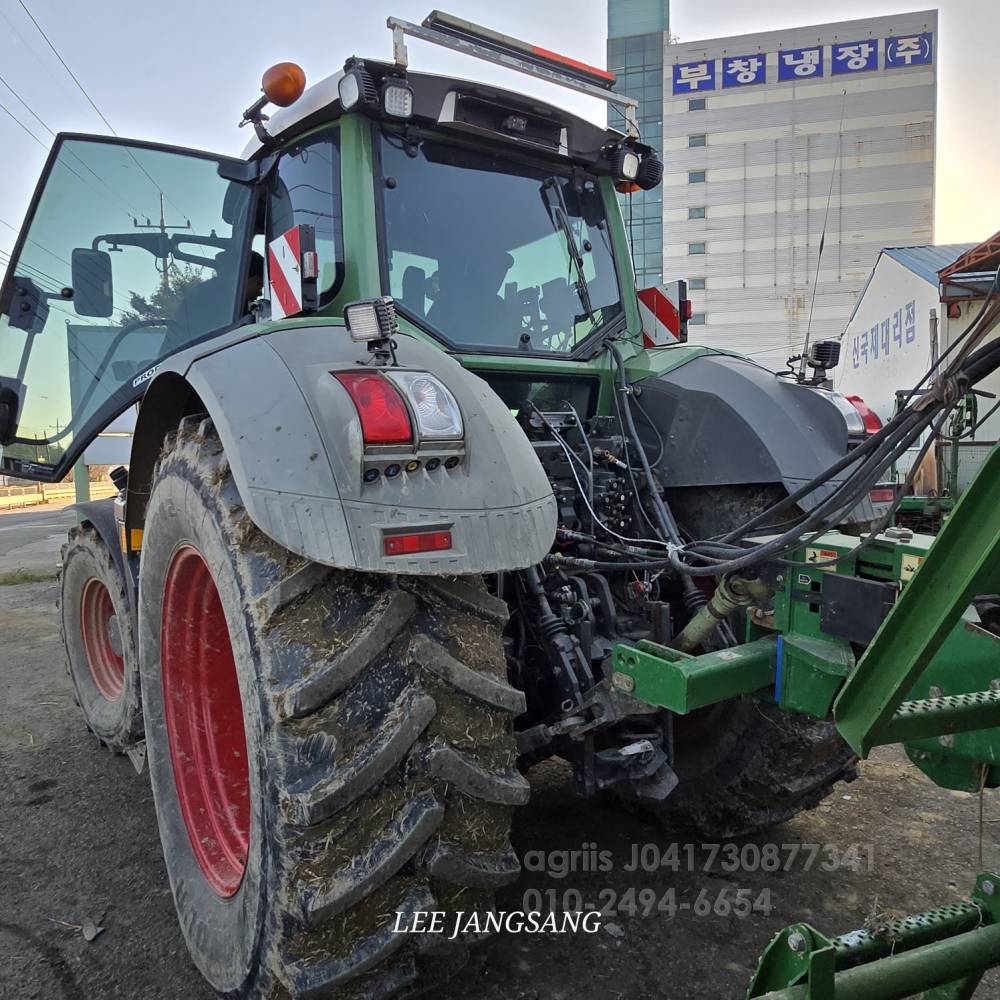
[120,262,204,324]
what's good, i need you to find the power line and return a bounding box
[0,94,47,148]
[0,69,142,219]
[0,6,91,119]
[16,0,117,135]
[13,0,190,221]
[0,70,53,136]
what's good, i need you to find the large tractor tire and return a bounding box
[138,416,526,1000]
[60,523,143,751]
[621,701,857,839]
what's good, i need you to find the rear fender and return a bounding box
[126,323,556,575]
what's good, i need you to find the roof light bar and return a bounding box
[424,11,615,88]
[386,11,639,136]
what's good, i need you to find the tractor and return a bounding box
[2,12,999,1000]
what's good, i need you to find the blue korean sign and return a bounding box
[832,40,878,74]
[886,32,933,67]
[722,54,765,87]
[672,60,716,94]
[778,47,823,80]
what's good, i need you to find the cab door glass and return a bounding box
[268,131,344,305]
[0,137,253,477]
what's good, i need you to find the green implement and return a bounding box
[748,874,1000,1000]
[834,443,1000,758]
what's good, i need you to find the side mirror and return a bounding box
[71,248,114,317]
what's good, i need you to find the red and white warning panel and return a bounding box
[267,224,318,320]
[638,280,690,347]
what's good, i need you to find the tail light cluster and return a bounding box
[825,391,883,440]
[333,370,464,477]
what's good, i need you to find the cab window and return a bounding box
[0,136,254,478]
[268,131,344,305]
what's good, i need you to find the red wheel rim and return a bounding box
[161,545,251,898]
[80,577,125,701]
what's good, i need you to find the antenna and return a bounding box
[797,89,848,379]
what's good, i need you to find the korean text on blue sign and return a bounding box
[851,300,917,369]
[886,33,933,67]
[722,54,765,87]
[778,47,823,80]
[832,40,878,74]
[673,60,716,94]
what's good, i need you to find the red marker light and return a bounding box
[845,394,883,435]
[869,488,895,503]
[383,530,453,556]
[531,45,616,82]
[333,372,413,445]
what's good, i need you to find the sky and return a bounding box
[0,0,997,273]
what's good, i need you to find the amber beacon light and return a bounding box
[262,62,307,107]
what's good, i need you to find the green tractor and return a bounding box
[2,12,999,999]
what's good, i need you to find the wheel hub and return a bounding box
[80,577,125,701]
[161,545,251,898]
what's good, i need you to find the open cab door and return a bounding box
[0,134,257,482]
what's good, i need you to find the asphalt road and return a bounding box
[2,573,999,999]
[0,503,77,576]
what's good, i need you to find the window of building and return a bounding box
[688,170,706,184]
[689,134,707,147]
[689,312,707,325]
[688,98,706,111]
[688,206,706,220]
[688,242,706,255]
[689,277,706,290]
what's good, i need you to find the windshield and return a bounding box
[378,132,622,354]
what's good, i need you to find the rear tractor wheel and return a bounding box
[60,523,143,751]
[139,416,526,999]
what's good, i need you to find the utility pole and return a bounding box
[134,192,191,295]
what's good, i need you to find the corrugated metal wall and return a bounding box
[661,10,937,370]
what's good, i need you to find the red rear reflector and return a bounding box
[869,488,895,503]
[682,300,693,321]
[333,372,413,445]
[845,394,883,435]
[531,45,616,82]
[383,530,453,556]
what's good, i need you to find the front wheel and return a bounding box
[138,416,526,999]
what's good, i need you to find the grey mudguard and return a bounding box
[634,354,875,520]
[147,322,556,575]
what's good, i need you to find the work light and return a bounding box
[344,296,398,342]
[338,62,378,110]
[382,80,414,118]
[608,145,640,182]
[636,153,664,190]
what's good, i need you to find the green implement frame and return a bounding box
[747,874,1000,999]
[834,443,1000,758]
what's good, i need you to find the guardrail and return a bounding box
[0,482,117,511]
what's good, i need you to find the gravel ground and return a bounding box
[2,579,998,1000]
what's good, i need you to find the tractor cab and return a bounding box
[0,10,661,484]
